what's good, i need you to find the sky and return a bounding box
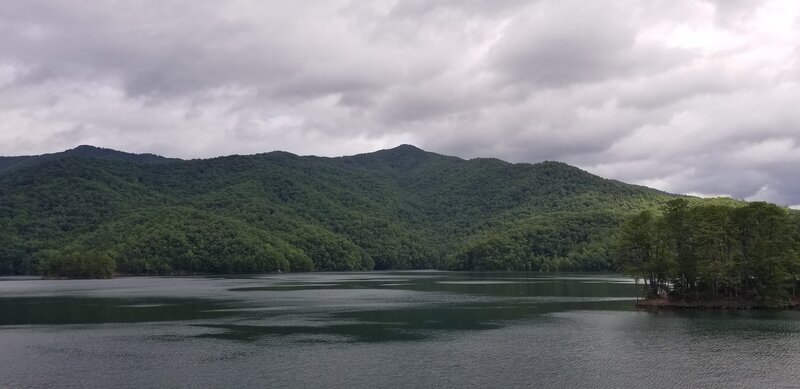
[1,1,799,206]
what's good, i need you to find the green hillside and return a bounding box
[0,144,713,277]
[0,145,176,175]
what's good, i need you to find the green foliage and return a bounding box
[449,212,624,271]
[616,200,800,307]
[615,210,677,297]
[0,144,736,278]
[38,249,115,278]
[81,207,318,274]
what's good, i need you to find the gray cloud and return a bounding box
[0,0,799,205]
[488,1,688,88]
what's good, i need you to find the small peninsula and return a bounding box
[618,199,800,309]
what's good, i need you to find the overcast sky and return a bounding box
[1,1,799,206]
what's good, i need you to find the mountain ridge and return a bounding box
[0,144,737,277]
[0,145,178,175]
[0,144,676,199]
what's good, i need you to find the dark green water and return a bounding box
[1,272,799,388]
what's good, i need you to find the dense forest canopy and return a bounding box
[616,199,800,307]
[0,144,786,278]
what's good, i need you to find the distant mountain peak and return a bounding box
[71,144,101,151]
[0,144,177,175]
[65,145,115,156]
[390,144,425,153]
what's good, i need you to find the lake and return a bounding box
[2,272,800,388]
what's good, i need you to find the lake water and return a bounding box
[2,272,800,388]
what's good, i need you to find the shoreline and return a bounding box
[636,297,800,310]
[30,269,619,280]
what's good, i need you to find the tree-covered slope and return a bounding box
[0,145,176,175]
[0,144,689,276]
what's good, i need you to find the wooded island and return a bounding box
[617,199,800,308]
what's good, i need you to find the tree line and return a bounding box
[0,146,675,278]
[616,199,800,307]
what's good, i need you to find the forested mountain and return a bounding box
[0,144,730,277]
[0,145,176,175]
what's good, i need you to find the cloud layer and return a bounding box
[1,0,799,205]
